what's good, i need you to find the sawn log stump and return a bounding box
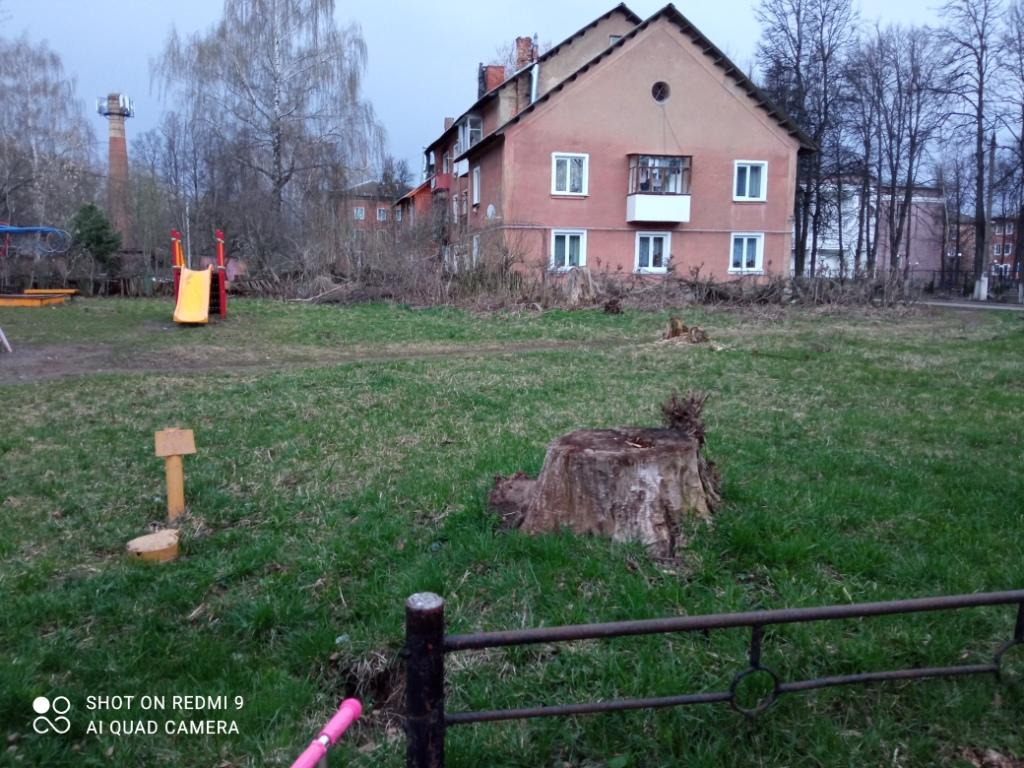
[491,426,720,558]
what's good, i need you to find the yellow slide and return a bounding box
[173,266,212,324]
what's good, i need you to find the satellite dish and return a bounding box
[486,204,496,220]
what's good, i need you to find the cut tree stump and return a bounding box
[126,529,179,563]
[491,426,719,559]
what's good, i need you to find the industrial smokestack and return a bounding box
[97,93,134,247]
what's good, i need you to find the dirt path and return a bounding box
[0,338,636,384]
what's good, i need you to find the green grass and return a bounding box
[1,299,1022,767]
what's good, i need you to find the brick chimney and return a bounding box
[444,116,455,131]
[478,64,507,97]
[515,36,537,71]
[97,92,134,246]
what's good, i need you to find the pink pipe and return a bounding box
[290,699,362,768]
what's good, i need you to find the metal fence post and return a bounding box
[405,592,445,768]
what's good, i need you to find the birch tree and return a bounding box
[153,0,384,258]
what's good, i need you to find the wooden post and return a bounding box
[405,592,446,768]
[154,428,196,521]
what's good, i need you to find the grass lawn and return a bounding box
[1,298,1022,767]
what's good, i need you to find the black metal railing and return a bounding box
[403,589,1024,767]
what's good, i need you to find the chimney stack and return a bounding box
[97,93,134,246]
[515,36,537,71]
[444,116,455,131]
[478,64,507,98]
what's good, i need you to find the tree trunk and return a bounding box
[491,428,719,559]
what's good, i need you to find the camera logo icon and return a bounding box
[32,696,71,735]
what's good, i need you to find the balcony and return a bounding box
[627,193,691,223]
[431,172,451,192]
[626,154,691,223]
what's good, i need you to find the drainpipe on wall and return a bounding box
[530,63,539,104]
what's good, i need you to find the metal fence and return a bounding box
[403,589,1024,767]
[910,268,1023,300]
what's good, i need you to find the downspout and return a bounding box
[530,63,539,104]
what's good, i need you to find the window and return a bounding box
[472,166,481,206]
[377,207,388,221]
[734,161,767,202]
[651,81,671,102]
[443,152,451,175]
[994,243,1002,256]
[472,234,480,266]
[353,206,365,220]
[461,190,468,215]
[628,155,691,195]
[396,207,403,222]
[452,196,459,220]
[457,116,483,154]
[729,233,764,274]
[551,229,586,270]
[635,232,671,273]
[1007,222,1015,234]
[551,152,588,195]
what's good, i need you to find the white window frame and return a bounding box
[472,166,481,206]
[551,152,589,196]
[1007,222,1015,234]
[994,243,1002,256]
[550,229,587,271]
[395,207,403,222]
[733,160,768,202]
[634,232,671,274]
[728,232,765,274]
[471,234,480,266]
[353,206,365,220]
[377,207,388,221]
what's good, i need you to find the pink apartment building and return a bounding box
[418,3,813,278]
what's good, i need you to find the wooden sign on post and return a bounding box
[154,428,196,521]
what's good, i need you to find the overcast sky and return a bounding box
[6,0,941,179]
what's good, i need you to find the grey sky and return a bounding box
[6,0,940,179]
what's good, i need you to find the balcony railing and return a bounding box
[431,173,451,192]
[626,154,692,223]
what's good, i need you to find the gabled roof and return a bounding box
[341,180,411,201]
[426,3,642,154]
[529,2,642,73]
[397,179,430,204]
[459,3,814,161]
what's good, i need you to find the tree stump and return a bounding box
[491,426,719,558]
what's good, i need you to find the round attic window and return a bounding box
[652,81,671,103]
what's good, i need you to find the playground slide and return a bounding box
[173,266,212,324]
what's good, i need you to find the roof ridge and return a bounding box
[459,3,813,159]
[428,4,642,150]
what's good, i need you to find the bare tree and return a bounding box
[0,34,97,227]
[152,0,384,264]
[872,26,946,276]
[757,0,858,276]
[938,0,1004,278]
[1001,0,1024,278]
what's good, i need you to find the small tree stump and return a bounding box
[126,529,179,563]
[491,427,719,558]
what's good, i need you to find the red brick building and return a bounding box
[417,3,812,277]
[990,216,1018,276]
